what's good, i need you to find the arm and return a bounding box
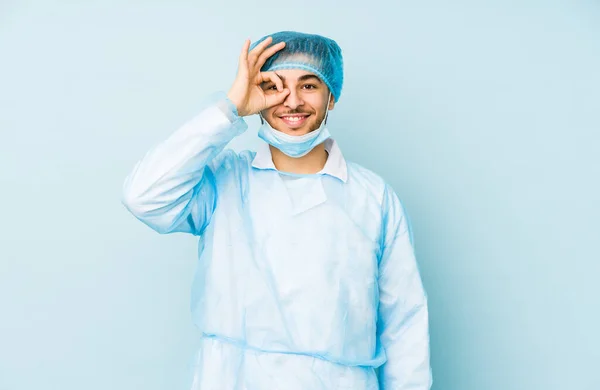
[122,37,290,235]
[377,184,433,389]
[121,94,247,235]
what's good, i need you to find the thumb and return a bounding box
[264,88,289,109]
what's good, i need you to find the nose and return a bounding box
[283,89,304,110]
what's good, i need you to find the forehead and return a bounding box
[273,68,321,82]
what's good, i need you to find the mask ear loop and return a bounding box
[323,92,332,125]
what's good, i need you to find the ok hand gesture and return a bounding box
[227,37,290,117]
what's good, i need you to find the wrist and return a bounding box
[226,91,246,117]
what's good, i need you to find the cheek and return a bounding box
[300,95,325,112]
[305,91,326,104]
[263,107,278,117]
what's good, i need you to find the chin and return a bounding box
[277,121,319,136]
[286,127,312,136]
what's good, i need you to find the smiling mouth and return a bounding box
[279,115,310,128]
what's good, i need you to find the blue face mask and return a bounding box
[257,94,332,158]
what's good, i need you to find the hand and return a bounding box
[227,37,290,117]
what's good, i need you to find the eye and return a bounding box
[303,84,317,90]
[262,84,277,92]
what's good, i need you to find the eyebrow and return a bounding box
[274,73,323,84]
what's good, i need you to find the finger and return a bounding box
[238,39,251,73]
[265,88,290,108]
[239,39,250,64]
[255,41,285,71]
[260,71,284,91]
[248,36,273,67]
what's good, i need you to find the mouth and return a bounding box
[278,114,310,129]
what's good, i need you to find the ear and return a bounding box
[328,94,335,110]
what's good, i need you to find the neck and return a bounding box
[270,143,328,174]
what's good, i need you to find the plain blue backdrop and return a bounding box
[1,1,598,389]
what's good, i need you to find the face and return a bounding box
[260,69,335,136]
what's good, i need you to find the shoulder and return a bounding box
[346,160,412,237]
[210,149,256,171]
[346,161,393,205]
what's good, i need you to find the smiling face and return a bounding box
[260,68,335,136]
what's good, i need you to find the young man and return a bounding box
[122,31,432,389]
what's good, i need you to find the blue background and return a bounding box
[1,1,598,389]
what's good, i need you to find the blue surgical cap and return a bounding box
[250,31,344,102]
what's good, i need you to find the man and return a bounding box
[122,31,432,389]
